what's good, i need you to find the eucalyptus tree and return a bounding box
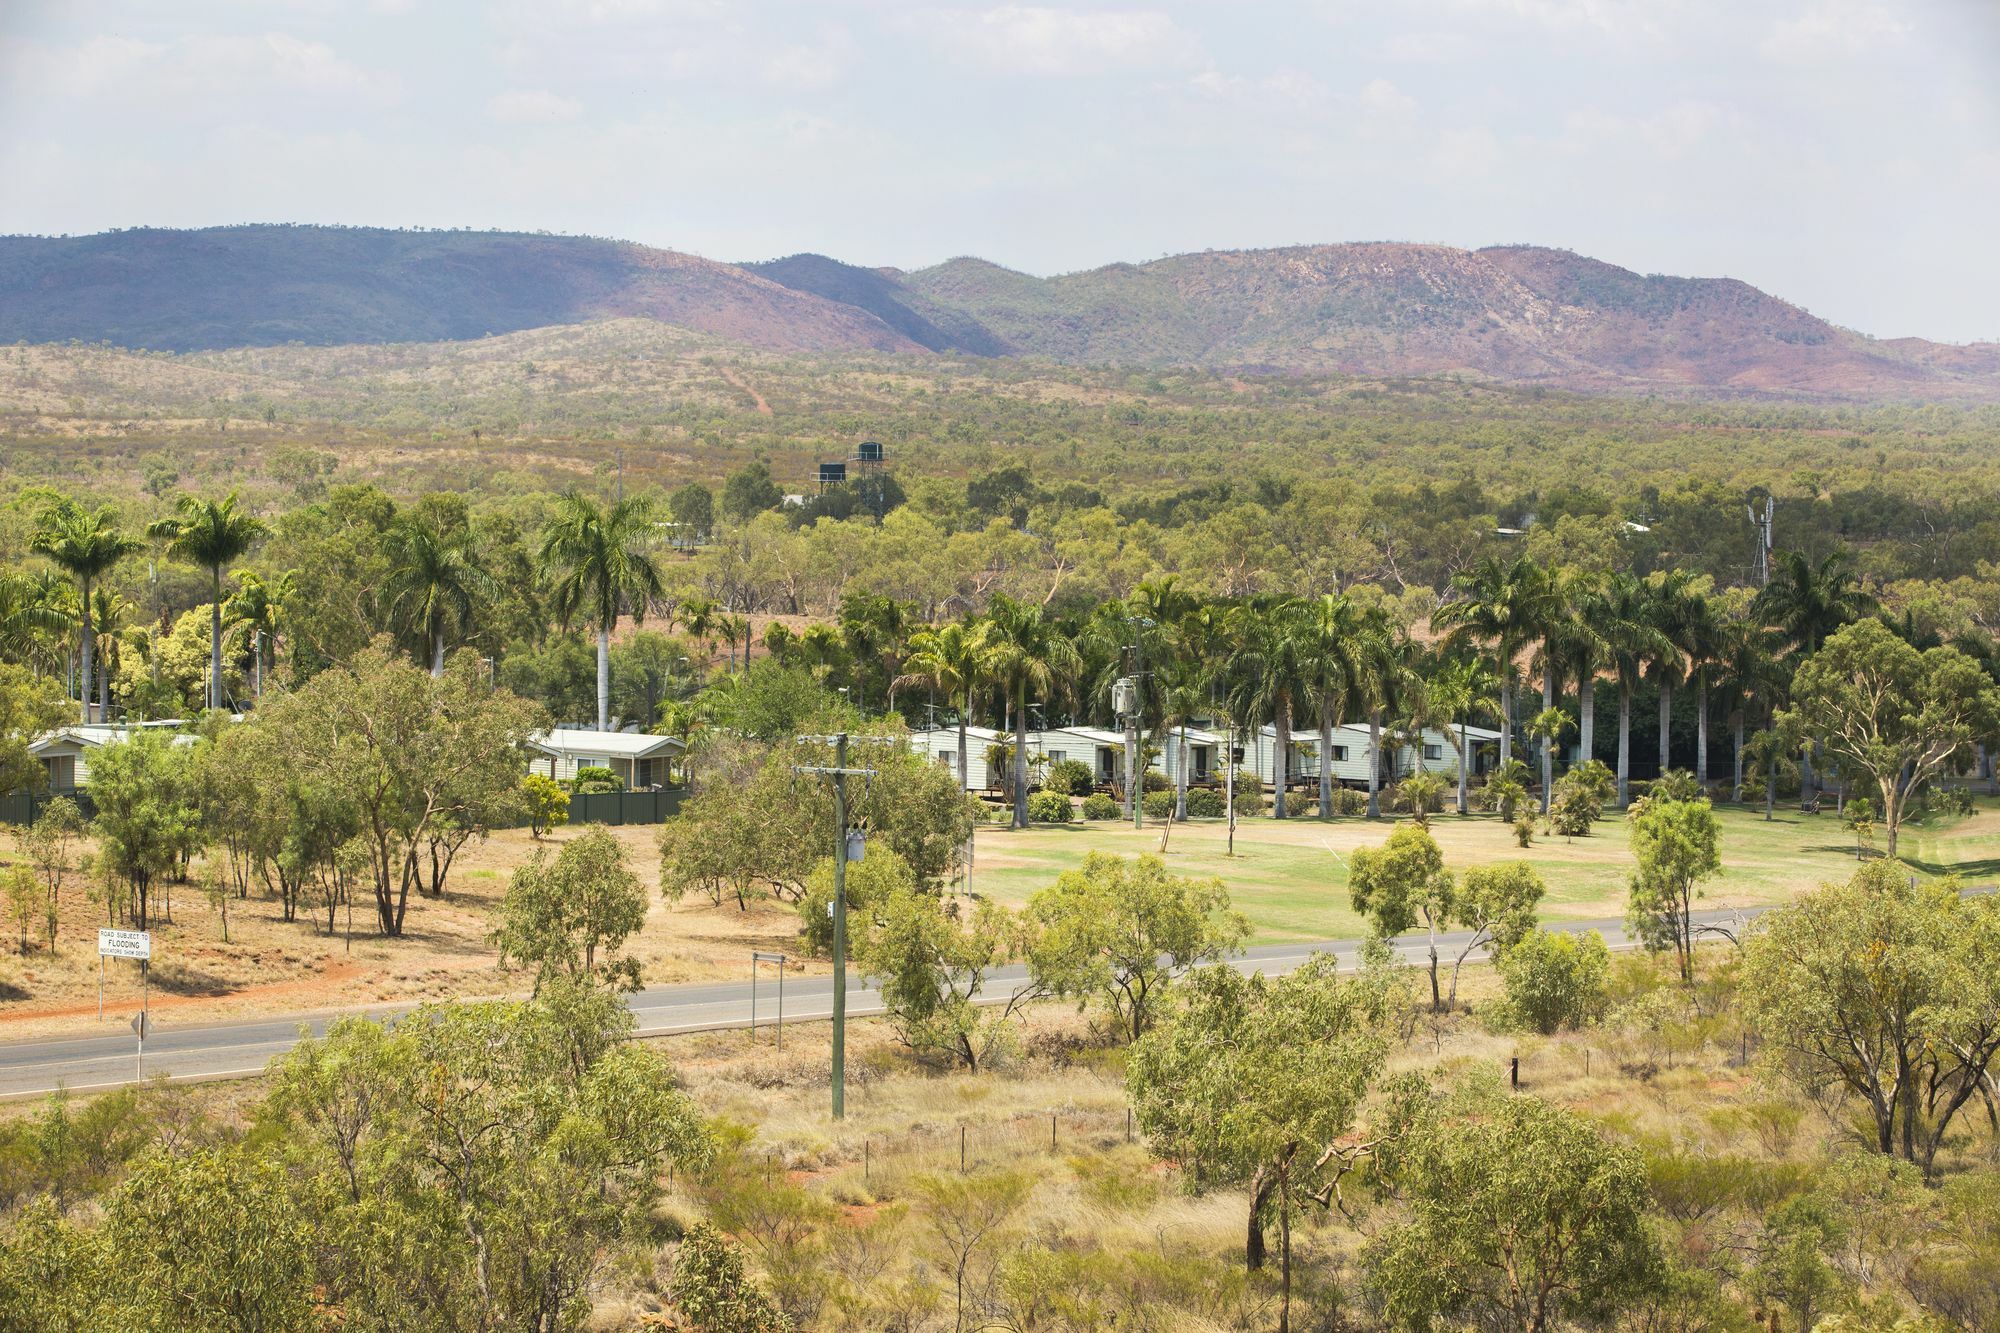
[537,489,664,731]
[1436,554,1557,772]
[893,619,1000,794]
[148,491,267,712]
[382,515,494,677]
[31,500,143,722]
[985,595,1082,830]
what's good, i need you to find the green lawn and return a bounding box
[967,801,2000,943]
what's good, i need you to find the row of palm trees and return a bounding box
[888,550,1885,830]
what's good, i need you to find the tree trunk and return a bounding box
[1696,677,1710,786]
[1541,661,1555,814]
[1578,660,1595,767]
[1367,709,1384,818]
[1273,699,1290,819]
[1318,705,1334,821]
[1732,713,1745,802]
[1499,671,1513,768]
[79,578,95,723]
[1657,677,1673,778]
[209,569,224,711]
[1617,680,1632,808]
[596,625,611,730]
[1457,719,1470,815]
[97,632,111,724]
[1246,1168,1273,1271]
[956,713,970,794]
[1013,687,1030,830]
[432,621,446,678]
[1176,722,1189,821]
[1225,723,1236,855]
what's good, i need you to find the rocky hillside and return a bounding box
[1,226,1991,399]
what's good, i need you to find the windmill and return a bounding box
[1747,493,1774,587]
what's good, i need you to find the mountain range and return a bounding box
[2,225,1994,399]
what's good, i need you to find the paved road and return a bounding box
[0,906,1765,1100]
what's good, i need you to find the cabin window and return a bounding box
[1331,746,1349,761]
[1047,749,1066,763]
[1424,744,1443,761]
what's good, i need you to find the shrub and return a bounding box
[571,765,624,794]
[1513,811,1535,847]
[1547,771,1604,838]
[1283,790,1312,817]
[521,773,570,838]
[1397,772,1448,824]
[1027,790,1074,823]
[1321,786,1367,816]
[1042,758,1092,796]
[1142,770,1172,793]
[1649,770,1704,803]
[1500,928,1611,1034]
[1080,793,1121,821]
[1185,788,1225,818]
[1143,789,1176,820]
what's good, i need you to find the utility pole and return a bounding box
[1748,494,1773,587]
[794,733,876,1120]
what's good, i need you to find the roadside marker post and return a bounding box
[100,929,151,1077]
[751,951,787,1047]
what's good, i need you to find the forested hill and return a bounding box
[3,225,1995,400]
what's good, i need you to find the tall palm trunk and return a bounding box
[1695,678,1710,786]
[98,652,109,722]
[1657,677,1674,778]
[956,708,970,795]
[1540,661,1556,814]
[1012,684,1030,830]
[596,624,611,730]
[1317,705,1335,821]
[1577,661,1595,769]
[1498,668,1513,768]
[1731,712,1745,802]
[1456,719,1470,815]
[1367,709,1384,818]
[78,576,94,723]
[431,615,446,678]
[1617,679,1633,808]
[1272,698,1290,819]
[208,568,224,711]
[1176,721,1190,821]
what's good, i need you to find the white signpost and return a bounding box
[98,929,151,1078]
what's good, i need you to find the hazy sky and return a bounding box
[3,1,1997,342]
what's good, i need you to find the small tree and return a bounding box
[16,796,83,951]
[912,1170,1033,1333]
[3,867,36,955]
[89,730,201,929]
[1025,852,1248,1042]
[1782,618,2000,857]
[521,773,570,839]
[1499,928,1611,1034]
[1365,1088,1664,1331]
[1348,823,1456,1010]
[1626,797,1722,983]
[668,1223,794,1333]
[491,825,648,993]
[1128,957,1393,1331]
[856,885,1028,1072]
[1445,863,1544,1009]
[1742,863,2000,1178]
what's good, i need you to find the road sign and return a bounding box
[130,1012,148,1038]
[99,929,150,960]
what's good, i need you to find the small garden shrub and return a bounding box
[1142,770,1172,793]
[1143,789,1176,819]
[1397,772,1447,824]
[1282,790,1312,817]
[1500,928,1611,1034]
[571,765,624,794]
[1185,788,1226,818]
[1080,792,1120,821]
[1042,758,1092,796]
[1326,787,1367,816]
[1027,790,1074,823]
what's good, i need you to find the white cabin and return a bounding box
[1235,721,1502,788]
[525,729,683,789]
[1033,727,1132,788]
[907,724,1006,791]
[28,721,190,790]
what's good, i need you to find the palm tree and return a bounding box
[0,573,69,669]
[1229,598,1307,820]
[1352,607,1412,819]
[893,620,999,794]
[1291,594,1361,821]
[1601,574,1671,808]
[1435,555,1555,773]
[1755,549,1877,657]
[985,596,1082,829]
[87,587,136,722]
[1526,568,1579,813]
[384,517,493,677]
[224,569,294,700]
[148,492,267,712]
[1425,653,1499,815]
[32,500,143,722]
[1640,569,1708,784]
[537,490,664,731]
[1712,615,1783,802]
